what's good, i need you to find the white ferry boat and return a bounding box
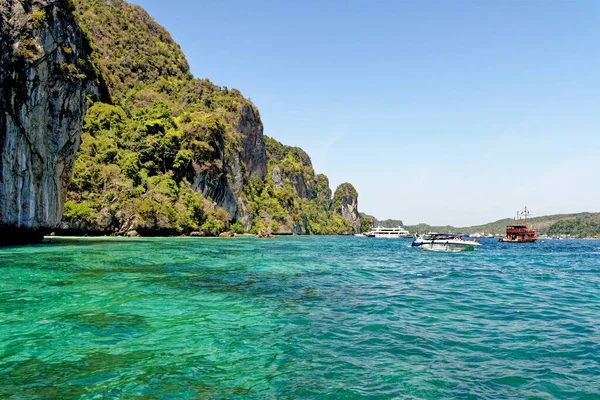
[366,226,412,238]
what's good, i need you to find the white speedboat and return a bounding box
[411,233,482,252]
[366,226,412,238]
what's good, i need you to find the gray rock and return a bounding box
[292,174,308,199]
[0,0,94,243]
[271,166,283,189]
[190,103,267,227]
[234,196,253,231]
[227,151,244,194]
[237,104,266,181]
[255,230,275,238]
[192,162,237,218]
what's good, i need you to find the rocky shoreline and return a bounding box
[46,230,287,239]
[0,0,95,244]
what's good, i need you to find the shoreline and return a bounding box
[41,234,600,240]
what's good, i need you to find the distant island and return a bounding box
[363,212,600,239]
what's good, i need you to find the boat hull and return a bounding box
[498,238,537,243]
[502,224,538,243]
[368,234,413,238]
[412,240,481,252]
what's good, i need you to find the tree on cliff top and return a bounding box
[332,183,359,212]
[73,0,190,101]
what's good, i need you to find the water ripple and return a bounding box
[1,236,599,398]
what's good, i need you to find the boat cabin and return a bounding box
[499,207,538,243]
[503,225,537,242]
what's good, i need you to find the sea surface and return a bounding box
[1,236,599,399]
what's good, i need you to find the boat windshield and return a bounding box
[422,234,461,240]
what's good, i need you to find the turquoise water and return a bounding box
[1,236,599,399]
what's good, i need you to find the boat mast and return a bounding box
[515,207,529,224]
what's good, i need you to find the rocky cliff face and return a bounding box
[191,104,267,225]
[223,103,267,228]
[56,0,361,236]
[237,104,266,181]
[63,1,271,235]
[260,138,359,235]
[332,183,361,234]
[0,0,94,243]
[191,141,238,218]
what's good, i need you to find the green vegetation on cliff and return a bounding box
[331,183,358,212]
[245,137,355,235]
[64,75,254,235]
[373,218,405,229]
[359,213,375,233]
[73,0,190,101]
[330,183,360,234]
[64,0,359,236]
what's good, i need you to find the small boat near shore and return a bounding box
[412,233,482,252]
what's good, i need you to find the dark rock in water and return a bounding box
[0,0,95,243]
[255,230,276,239]
[125,230,140,237]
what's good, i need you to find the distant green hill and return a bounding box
[373,218,404,228]
[395,212,600,238]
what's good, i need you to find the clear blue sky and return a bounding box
[132,0,600,226]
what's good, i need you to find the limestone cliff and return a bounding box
[261,136,315,234]
[188,103,266,222]
[237,103,266,181]
[57,0,360,236]
[259,138,357,235]
[332,183,361,234]
[0,0,95,243]
[60,0,271,235]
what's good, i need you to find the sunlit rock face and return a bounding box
[0,0,95,243]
